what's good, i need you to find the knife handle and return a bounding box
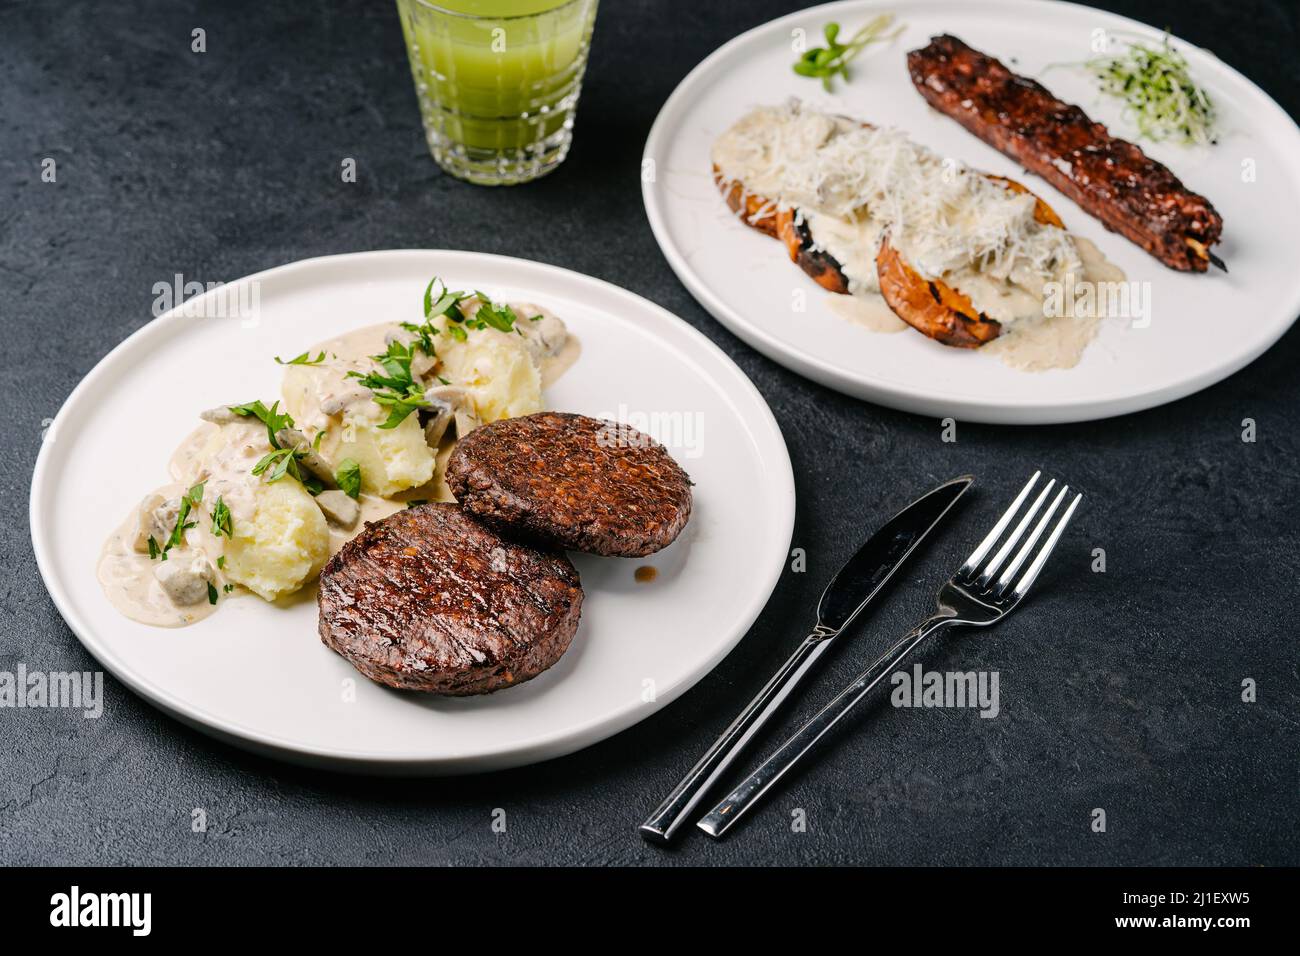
[639,626,835,844]
[696,614,951,840]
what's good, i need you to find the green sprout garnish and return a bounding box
[1085,33,1216,145]
[792,15,902,92]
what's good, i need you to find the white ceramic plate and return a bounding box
[30,250,795,774]
[643,0,1300,423]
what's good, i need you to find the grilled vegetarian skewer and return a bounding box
[907,35,1223,272]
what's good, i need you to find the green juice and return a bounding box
[396,0,599,184]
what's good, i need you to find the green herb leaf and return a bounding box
[252,447,305,484]
[472,293,519,333]
[791,14,901,91]
[217,555,226,569]
[165,484,206,552]
[336,458,362,499]
[228,399,295,450]
[147,536,160,560]
[274,350,327,366]
[210,496,233,538]
[207,581,219,605]
[346,339,430,429]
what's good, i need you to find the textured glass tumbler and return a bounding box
[396,0,600,186]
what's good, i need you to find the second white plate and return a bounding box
[643,0,1300,423]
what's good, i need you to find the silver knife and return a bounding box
[638,475,973,844]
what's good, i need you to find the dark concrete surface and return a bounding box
[2,0,1297,866]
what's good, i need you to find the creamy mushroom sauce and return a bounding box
[98,303,580,628]
[820,236,1126,370]
[713,102,1127,371]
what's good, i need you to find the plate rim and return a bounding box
[29,248,797,774]
[642,0,1300,424]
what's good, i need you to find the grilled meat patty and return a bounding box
[907,35,1222,272]
[318,502,583,696]
[446,411,692,558]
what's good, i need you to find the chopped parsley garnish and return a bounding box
[147,536,161,560]
[252,447,305,483]
[424,277,469,324]
[228,400,314,483]
[472,293,520,333]
[228,399,295,450]
[336,458,362,499]
[346,339,429,429]
[210,496,232,538]
[419,276,520,334]
[792,15,902,91]
[206,581,219,605]
[274,350,327,366]
[347,276,521,428]
[223,583,234,594]
[216,555,226,569]
[165,482,205,552]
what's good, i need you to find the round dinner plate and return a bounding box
[30,250,795,774]
[643,0,1300,424]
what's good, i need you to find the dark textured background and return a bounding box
[2,0,1297,866]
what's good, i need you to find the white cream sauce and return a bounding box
[98,303,578,628]
[827,294,908,333]
[820,236,1125,371]
[714,101,1129,370]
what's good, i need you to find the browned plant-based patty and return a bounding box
[318,502,583,696]
[446,411,693,558]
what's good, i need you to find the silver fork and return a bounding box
[696,471,1082,839]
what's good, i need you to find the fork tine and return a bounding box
[1011,492,1082,599]
[959,470,1040,577]
[996,484,1069,594]
[977,479,1055,585]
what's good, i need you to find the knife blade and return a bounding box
[638,474,972,844]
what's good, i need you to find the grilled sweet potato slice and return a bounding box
[713,162,1064,349]
[875,237,1000,347]
[875,176,1065,346]
[775,209,851,294]
[714,165,780,238]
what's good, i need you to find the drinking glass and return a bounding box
[396,0,600,186]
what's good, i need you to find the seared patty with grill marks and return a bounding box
[446,411,693,558]
[318,502,583,696]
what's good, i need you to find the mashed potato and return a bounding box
[434,320,542,424]
[335,409,435,497]
[221,478,330,601]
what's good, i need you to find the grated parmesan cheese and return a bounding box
[711,100,1082,311]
